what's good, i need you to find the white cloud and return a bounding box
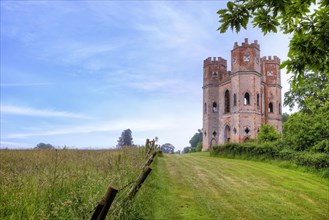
[0,141,33,149]
[1,105,92,119]
[3,117,174,139]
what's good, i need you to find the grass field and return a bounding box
[2,149,328,219]
[137,152,329,219]
[0,148,147,219]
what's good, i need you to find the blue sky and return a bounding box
[1,1,292,150]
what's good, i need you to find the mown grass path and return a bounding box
[141,153,329,219]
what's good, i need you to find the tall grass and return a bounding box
[0,147,146,219]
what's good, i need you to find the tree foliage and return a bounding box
[282,112,290,123]
[117,129,133,148]
[217,0,329,87]
[161,143,175,154]
[284,73,328,113]
[283,110,329,151]
[189,129,203,148]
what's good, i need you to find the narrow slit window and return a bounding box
[204,103,207,114]
[225,90,230,113]
[257,94,259,107]
[233,94,237,106]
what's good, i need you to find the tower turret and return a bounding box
[261,56,282,132]
[202,57,228,150]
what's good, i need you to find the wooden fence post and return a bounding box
[144,151,157,168]
[145,139,150,157]
[145,140,154,158]
[127,167,152,200]
[91,186,118,220]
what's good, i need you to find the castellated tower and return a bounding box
[202,38,282,151]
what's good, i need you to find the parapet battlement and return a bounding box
[261,56,280,64]
[233,38,260,49]
[204,57,227,67]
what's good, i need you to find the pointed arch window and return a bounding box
[225,90,230,113]
[233,93,237,106]
[212,102,218,112]
[244,92,250,105]
[269,102,274,113]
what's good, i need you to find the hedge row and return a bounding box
[210,142,329,169]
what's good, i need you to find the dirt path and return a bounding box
[149,153,329,219]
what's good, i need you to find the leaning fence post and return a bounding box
[127,167,152,200]
[91,186,118,220]
[145,139,150,156]
[144,151,157,168]
[145,140,154,158]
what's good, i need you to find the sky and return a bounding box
[1,1,293,150]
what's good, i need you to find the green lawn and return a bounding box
[137,153,329,220]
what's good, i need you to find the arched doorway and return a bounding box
[223,125,231,143]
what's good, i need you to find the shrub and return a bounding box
[312,140,329,153]
[211,142,329,170]
[257,124,280,143]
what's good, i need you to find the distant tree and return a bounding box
[117,129,133,148]
[282,113,290,123]
[189,129,203,152]
[257,124,280,143]
[34,143,55,149]
[160,143,175,154]
[183,146,191,154]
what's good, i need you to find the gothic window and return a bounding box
[233,127,237,134]
[233,94,237,106]
[224,125,231,143]
[204,103,207,114]
[204,131,207,136]
[244,92,250,105]
[257,93,260,107]
[269,102,274,113]
[225,90,230,113]
[212,102,218,112]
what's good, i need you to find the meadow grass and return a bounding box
[0,147,146,219]
[136,153,329,219]
[2,149,328,219]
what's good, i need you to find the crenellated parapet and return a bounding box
[233,38,260,50]
[261,56,280,65]
[204,57,227,67]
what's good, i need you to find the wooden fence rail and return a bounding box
[90,138,158,220]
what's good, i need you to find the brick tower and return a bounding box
[202,38,282,151]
